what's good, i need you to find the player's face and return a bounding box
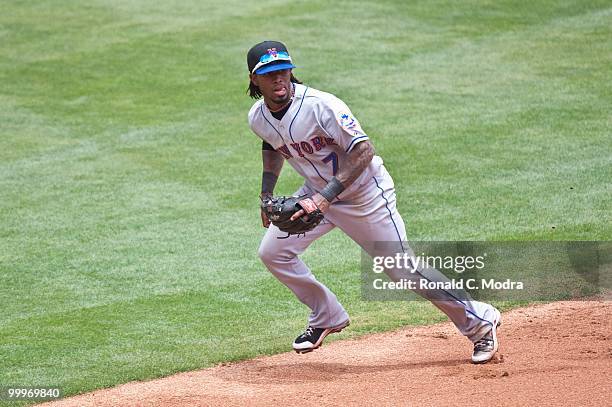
[251,68,292,108]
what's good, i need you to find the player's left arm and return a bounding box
[334,140,375,189]
[290,140,374,220]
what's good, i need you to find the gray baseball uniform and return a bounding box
[249,83,497,343]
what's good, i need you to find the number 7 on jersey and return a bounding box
[322,152,338,176]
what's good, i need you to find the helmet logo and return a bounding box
[267,48,278,58]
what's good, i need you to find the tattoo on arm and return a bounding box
[336,140,375,188]
[261,150,284,195]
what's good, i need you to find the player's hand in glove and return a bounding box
[290,193,330,220]
[260,195,325,235]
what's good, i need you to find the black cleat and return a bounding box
[293,320,350,354]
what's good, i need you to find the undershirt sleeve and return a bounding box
[262,141,275,151]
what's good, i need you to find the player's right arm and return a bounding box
[249,103,284,227]
[261,141,284,228]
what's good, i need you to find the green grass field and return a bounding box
[1,0,610,403]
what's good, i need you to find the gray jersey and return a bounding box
[248,83,382,198]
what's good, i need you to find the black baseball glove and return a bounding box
[261,195,324,235]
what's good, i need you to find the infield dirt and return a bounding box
[39,300,610,407]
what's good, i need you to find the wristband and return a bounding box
[319,177,345,202]
[261,171,278,194]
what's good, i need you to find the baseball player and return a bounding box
[246,40,501,363]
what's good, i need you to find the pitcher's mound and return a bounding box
[39,300,610,406]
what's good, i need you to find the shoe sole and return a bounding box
[294,321,350,354]
[472,309,502,364]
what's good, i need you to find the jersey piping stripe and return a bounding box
[259,103,297,159]
[346,135,369,152]
[260,104,283,138]
[372,176,406,250]
[288,87,328,184]
[371,176,494,328]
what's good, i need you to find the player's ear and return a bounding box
[249,73,258,86]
